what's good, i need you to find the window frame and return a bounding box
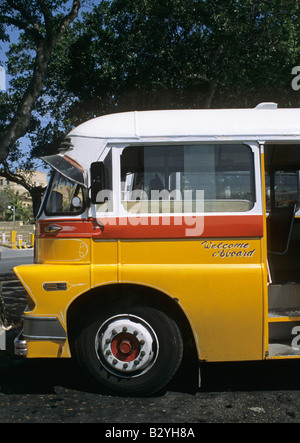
[44,171,87,217]
[112,141,260,217]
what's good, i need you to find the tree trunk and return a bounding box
[203,79,217,109]
[0,38,53,164]
[30,186,45,218]
[0,0,81,164]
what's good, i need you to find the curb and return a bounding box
[0,243,33,250]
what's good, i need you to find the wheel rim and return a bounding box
[95,314,159,377]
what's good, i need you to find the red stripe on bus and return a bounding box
[37,215,263,239]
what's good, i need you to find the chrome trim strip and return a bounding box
[23,316,67,340]
[43,282,67,291]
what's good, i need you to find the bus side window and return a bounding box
[274,171,299,208]
[120,144,255,213]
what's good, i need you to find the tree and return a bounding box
[2,0,300,212]
[81,0,298,109]
[33,0,300,144]
[0,0,81,164]
[0,162,46,217]
[0,188,13,219]
[1,189,34,224]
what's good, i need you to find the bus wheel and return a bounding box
[75,306,183,396]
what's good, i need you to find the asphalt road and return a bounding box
[2,247,300,424]
[0,246,33,279]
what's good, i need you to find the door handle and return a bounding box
[45,225,62,233]
[98,221,105,233]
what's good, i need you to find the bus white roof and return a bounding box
[68,104,300,142]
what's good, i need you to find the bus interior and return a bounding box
[265,143,300,357]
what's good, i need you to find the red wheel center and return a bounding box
[111,333,140,362]
[119,340,131,354]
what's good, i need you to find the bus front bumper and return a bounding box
[14,330,27,356]
[14,315,70,358]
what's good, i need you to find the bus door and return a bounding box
[265,144,300,358]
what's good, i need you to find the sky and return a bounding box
[0,27,20,90]
[0,66,5,90]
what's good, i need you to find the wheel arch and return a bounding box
[66,282,198,362]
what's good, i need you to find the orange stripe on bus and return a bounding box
[37,215,263,239]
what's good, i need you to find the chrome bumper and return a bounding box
[14,330,27,356]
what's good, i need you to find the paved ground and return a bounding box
[2,248,300,424]
[2,326,300,424]
[0,246,33,279]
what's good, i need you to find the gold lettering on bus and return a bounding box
[201,241,255,258]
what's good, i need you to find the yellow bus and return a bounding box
[13,103,300,395]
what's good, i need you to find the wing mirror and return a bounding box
[90,162,109,204]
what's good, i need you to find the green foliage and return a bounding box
[60,0,300,112]
[0,188,34,224]
[2,0,300,166]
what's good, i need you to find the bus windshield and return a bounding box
[45,171,85,215]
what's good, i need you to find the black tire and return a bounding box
[74,306,183,396]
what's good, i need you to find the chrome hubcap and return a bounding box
[96,314,158,377]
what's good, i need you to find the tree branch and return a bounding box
[0,161,47,217]
[54,0,81,43]
[38,0,54,36]
[0,14,41,41]
[6,0,39,28]
[1,161,33,192]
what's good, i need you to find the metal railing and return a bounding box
[0,231,34,249]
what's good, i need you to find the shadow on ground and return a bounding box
[2,281,300,398]
[2,326,300,397]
